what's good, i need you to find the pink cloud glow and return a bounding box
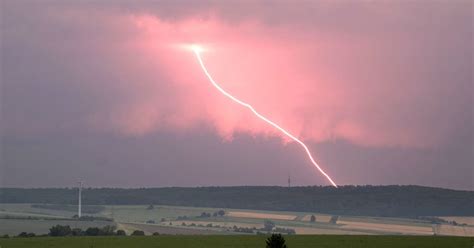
[84,13,462,148]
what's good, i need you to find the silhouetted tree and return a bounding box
[329,215,339,224]
[99,225,116,236]
[116,230,126,236]
[71,228,83,236]
[15,232,35,238]
[49,225,72,236]
[200,212,211,218]
[131,230,145,236]
[85,227,100,236]
[266,233,287,248]
[263,220,275,232]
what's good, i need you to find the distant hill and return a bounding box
[1,186,473,217]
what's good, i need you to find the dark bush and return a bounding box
[16,232,35,238]
[265,233,287,248]
[85,227,101,236]
[49,225,72,236]
[99,225,116,236]
[329,215,339,224]
[200,212,211,218]
[71,228,83,236]
[263,220,275,231]
[116,230,126,236]
[131,230,145,236]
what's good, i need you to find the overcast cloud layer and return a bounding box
[1,1,472,189]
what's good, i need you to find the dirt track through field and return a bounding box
[226,211,297,220]
[337,220,433,235]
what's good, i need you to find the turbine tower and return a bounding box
[78,181,83,218]
[288,173,291,188]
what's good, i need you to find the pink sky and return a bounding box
[87,12,468,149]
[2,1,472,189]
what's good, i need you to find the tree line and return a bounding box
[2,225,147,238]
[1,185,473,217]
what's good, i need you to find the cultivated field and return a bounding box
[226,211,297,220]
[1,203,473,237]
[301,214,332,223]
[1,235,473,248]
[438,216,474,226]
[336,220,434,235]
[434,224,474,237]
[118,222,223,235]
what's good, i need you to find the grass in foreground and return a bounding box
[1,235,473,248]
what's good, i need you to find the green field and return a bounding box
[1,235,473,248]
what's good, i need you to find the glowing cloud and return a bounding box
[192,46,338,187]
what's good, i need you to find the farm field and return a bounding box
[226,211,297,220]
[1,203,473,236]
[1,235,473,248]
[438,216,474,226]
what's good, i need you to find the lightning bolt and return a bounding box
[192,47,338,187]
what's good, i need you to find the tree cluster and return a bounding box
[48,225,120,236]
[263,220,276,232]
[17,232,36,238]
